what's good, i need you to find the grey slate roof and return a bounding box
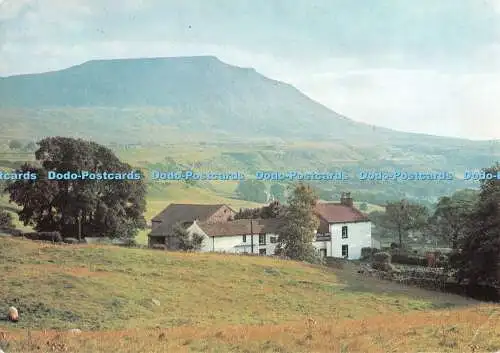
[197,218,284,237]
[149,203,229,237]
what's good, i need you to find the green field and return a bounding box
[1,237,499,353]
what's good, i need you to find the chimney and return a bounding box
[340,192,353,207]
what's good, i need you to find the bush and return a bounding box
[391,253,427,266]
[373,251,391,263]
[435,254,449,267]
[23,231,63,243]
[361,247,381,260]
[390,242,399,249]
[0,210,14,229]
[372,262,399,272]
[0,227,22,236]
[118,238,137,247]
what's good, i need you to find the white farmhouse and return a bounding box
[313,192,373,260]
[194,218,283,255]
[148,203,236,249]
[148,194,373,260]
[147,203,281,255]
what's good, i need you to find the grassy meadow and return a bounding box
[0,237,499,352]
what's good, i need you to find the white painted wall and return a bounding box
[328,221,372,260]
[186,226,280,255]
[187,220,372,260]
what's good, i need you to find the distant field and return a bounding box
[1,237,498,353]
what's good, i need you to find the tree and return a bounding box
[5,137,147,239]
[260,200,285,219]
[368,210,391,240]
[236,180,268,203]
[0,210,14,229]
[173,222,204,251]
[270,183,286,202]
[234,207,261,219]
[379,200,429,247]
[276,183,319,261]
[234,200,285,220]
[23,141,37,152]
[453,164,500,286]
[359,202,368,211]
[8,140,22,150]
[427,189,478,249]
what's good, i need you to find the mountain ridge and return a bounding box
[0,55,498,146]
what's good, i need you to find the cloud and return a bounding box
[295,68,500,139]
[0,0,32,21]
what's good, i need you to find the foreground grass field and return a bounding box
[1,237,499,352]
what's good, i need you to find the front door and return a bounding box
[319,249,327,258]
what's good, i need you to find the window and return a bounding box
[341,226,348,239]
[259,248,267,255]
[242,235,246,243]
[342,244,348,258]
[259,234,266,245]
[270,236,277,244]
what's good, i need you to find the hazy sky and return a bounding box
[1,0,500,140]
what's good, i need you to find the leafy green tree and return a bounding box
[234,200,285,220]
[276,183,319,261]
[260,200,285,219]
[234,207,261,219]
[359,202,368,211]
[368,210,390,240]
[453,164,500,286]
[428,189,478,249]
[236,180,268,203]
[379,200,429,247]
[8,140,22,150]
[5,137,147,239]
[173,222,204,251]
[270,183,286,202]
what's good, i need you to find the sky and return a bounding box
[1,0,500,140]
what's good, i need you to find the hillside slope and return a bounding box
[0,56,386,141]
[1,237,499,352]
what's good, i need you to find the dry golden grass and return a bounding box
[2,305,499,352]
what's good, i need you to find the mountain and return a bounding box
[1,56,500,204]
[0,56,458,144]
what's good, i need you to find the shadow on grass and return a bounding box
[329,263,481,309]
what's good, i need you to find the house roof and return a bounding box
[151,203,230,223]
[149,203,233,236]
[315,202,369,224]
[197,218,284,237]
